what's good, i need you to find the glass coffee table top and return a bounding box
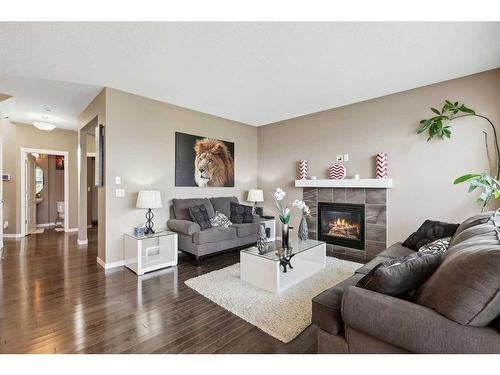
[242,238,325,261]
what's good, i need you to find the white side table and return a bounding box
[261,217,276,241]
[124,230,178,275]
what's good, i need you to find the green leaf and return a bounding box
[459,105,475,114]
[454,174,481,184]
[468,185,478,193]
[445,100,453,106]
[431,107,440,115]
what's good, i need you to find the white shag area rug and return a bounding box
[185,257,361,343]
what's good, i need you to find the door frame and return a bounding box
[20,148,69,236]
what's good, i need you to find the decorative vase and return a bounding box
[298,216,308,241]
[298,160,308,180]
[256,224,269,254]
[330,164,346,179]
[376,152,388,179]
[281,223,290,250]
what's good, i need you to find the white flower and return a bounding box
[273,188,286,201]
[283,207,290,216]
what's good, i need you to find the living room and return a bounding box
[1,1,500,373]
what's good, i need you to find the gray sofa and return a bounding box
[312,213,500,354]
[167,196,261,265]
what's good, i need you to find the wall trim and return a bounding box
[66,228,78,233]
[77,238,88,245]
[37,222,56,228]
[96,257,125,270]
[3,233,23,238]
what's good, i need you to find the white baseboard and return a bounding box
[96,257,125,270]
[37,222,56,228]
[66,228,78,233]
[77,238,88,245]
[3,233,23,239]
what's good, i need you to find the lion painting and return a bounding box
[193,138,234,187]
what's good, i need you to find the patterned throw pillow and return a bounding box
[210,211,232,228]
[189,204,212,230]
[230,202,253,224]
[402,220,459,250]
[418,237,451,254]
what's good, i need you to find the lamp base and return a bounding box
[145,208,155,235]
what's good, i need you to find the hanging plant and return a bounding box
[417,101,499,211]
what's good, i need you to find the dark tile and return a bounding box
[303,187,318,202]
[365,204,387,225]
[366,240,386,260]
[342,252,367,264]
[308,230,317,240]
[318,188,333,202]
[365,224,387,243]
[326,243,335,257]
[346,188,365,203]
[345,247,366,260]
[306,216,317,232]
[331,245,346,256]
[366,189,386,204]
[333,188,346,202]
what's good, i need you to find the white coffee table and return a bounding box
[240,238,326,294]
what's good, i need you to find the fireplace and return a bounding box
[318,202,365,250]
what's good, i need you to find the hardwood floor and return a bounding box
[0,228,318,353]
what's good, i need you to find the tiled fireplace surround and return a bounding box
[302,187,387,262]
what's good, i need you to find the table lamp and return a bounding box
[136,190,162,234]
[247,189,264,215]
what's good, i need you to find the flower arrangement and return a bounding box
[272,188,310,224]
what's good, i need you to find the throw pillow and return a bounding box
[356,251,442,297]
[415,240,500,327]
[418,237,451,254]
[402,220,459,250]
[230,202,253,224]
[189,204,212,230]
[210,211,232,228]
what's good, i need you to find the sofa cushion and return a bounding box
[312,273,364,334]
[230,201,254,224]
[210,196,238,219]
[416,242,500,327]
[231,222,261,237]
[192,227,237,245]
[418,237,451,254]
[402,220,459,250]
[173,198,214,220]
[210,211,232,228]
[189,204,212,230]
[355,256,393,275]
[167,219,201,235]
[379,242,415,258]
[449,212,493,247]
[357,251,442,297]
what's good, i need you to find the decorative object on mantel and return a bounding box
[330,164,346,179]
[310,176,317,180]
[417,100,500,211]
[272,188,310,250]
[376,152,388,179]
[354,174,360,180]
[256,224,269,255]
[296,201,311,241]
[136,190,163,234]
[295,178,393,188]
[298,160,308,180]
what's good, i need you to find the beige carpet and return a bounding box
[185,257,361,343]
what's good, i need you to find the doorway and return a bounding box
[20,148,69,236]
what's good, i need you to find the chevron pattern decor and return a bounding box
[298,160,308,179]
[329,164,346,179]
[376,152,388,179]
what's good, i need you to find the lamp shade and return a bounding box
[247,189,264,203]
[136,190,162,209]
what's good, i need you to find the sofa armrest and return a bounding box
[252,214,262,223]
[167,219,201,236]
[342,286,500,354]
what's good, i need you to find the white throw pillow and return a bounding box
[210,211,232,228]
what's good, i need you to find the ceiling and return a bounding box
[0,22,499,129]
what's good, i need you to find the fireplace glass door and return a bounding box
[318,202,365,250]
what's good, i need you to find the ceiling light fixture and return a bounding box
[33,121,56,131]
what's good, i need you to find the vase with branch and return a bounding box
[272,188,310,250]
[417,100,500,211]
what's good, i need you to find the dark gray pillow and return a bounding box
[415,244,500,327]
[402,220,459,250]
[230,201,253,224]
[189,204,212,230]
[357,251,442,297]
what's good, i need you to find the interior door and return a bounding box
[26,154,37,234]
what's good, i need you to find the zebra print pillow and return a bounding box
[418,237,451,254]
[210,211,232,228]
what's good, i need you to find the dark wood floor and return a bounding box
[0,228,317,353]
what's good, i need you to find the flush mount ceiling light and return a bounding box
[33,121,56,131]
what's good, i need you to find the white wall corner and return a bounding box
[96,257,124,270]
[77,238,88,245]
[66,228,79,233]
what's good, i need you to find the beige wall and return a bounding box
[258,69,500,244]
[2,122,78,234]
[104,88,258,263]
[78,89,106,260]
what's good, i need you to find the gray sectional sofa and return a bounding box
[312,213,500,354]
[167,196,261,265]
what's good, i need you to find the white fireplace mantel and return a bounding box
[295,178,393,189]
